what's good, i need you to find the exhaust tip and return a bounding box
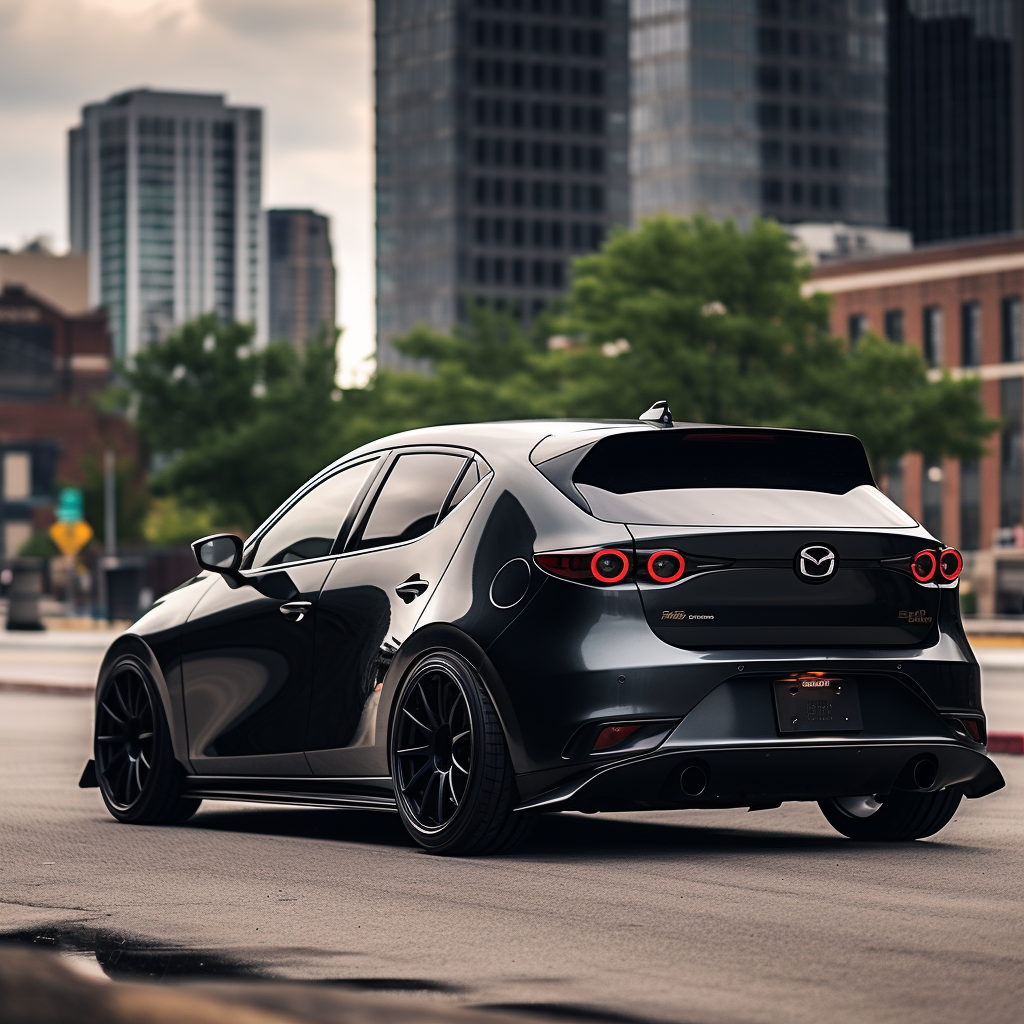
[679,764,708,798]
[912,756,938,791]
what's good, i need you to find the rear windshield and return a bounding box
[571,430,915,528]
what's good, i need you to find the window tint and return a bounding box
[357,453,468,549]
[574,430,874,494]
[251,459,378,569]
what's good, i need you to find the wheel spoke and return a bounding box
[452,729,471,744]
[113,677,132,719]
[397,744,429,755]
[436,769,446,823]
[100,701,124,726]
[451,752,469,775]
[446,770,460,808]
[139,751,151,770]
[417,683,439,730]
[96,735,122,743]
[417,771,438,820]
[402,707,431,734]
[137,731,154,741]
[402,758,433,794]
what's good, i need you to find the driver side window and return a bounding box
[250,459,378,570]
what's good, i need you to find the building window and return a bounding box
[848,313,867,344]
[474,178,487,204]
[788,106,802,130]
[757,104,782,129]
[923,305,943,367]
[789,144,802,168]
[1002,296,1022,362]
[493,179,506,205]
[474,217,487,243]
[960,460,981,551]
[789,181,803,204]
[551,261,565,288]
[474,257,487,283]
[1001,377,1024,529]
[493,218,506,244]
[513,259,524,285]
[762,179,783,203]
[809,183,822,207]
[761,140,782,166]
[511,180,524,206]
[884,309,904,343]
[921,460,943,540]
[961,301,981,367]
[531,220,544,246]
[589,224,604,250]
[588,185,603,211]
[494,258,505,284]
[550,221,563,248]
[570,222,583,249]
[531,181,544,208]
[512,218,525,245]
[532,260,545,286]
[827,184,841,209]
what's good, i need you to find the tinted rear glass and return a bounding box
[573,430,874,495]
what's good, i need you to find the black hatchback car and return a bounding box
[85,407,1004,854]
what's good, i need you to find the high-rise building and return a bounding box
[267,209,337,349]
[375,0,630,369]
[68,88,266,360]
[888,0,1022,245]
[631,0,887,229]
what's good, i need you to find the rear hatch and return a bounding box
[569,427,937,649]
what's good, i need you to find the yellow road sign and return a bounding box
[49,520,93,557]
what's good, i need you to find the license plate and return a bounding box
[773,675,862,734]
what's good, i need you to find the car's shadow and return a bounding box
[182,804,978,859]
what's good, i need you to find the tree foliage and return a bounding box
[117,216,999,534]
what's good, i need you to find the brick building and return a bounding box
[0,285,134,558]
[808,235,1024,614]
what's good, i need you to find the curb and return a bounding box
[988,731,1024,755]
[0,680,95,697]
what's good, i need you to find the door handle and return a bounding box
[279,600,312,622]
[395,575,429,604]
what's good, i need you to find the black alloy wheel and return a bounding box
[390,651,532,855]
[96,662,156,809]
[394,665,473,829]
[94,654,200,824]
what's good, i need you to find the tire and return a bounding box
[390,651,532,855]
[94,654,200,825]
[818,787,963,841]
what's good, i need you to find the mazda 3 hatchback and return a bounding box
[83,405,1004,853]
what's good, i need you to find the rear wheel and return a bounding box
[390,651,531,855]
[819,787,962,841]
[94,655,200,824]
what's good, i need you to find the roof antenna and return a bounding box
[639,400,673,427]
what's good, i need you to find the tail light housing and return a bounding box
[536,548,634,585]
[647,550,686,583]
[536,547,690,586]
[911,549,937,583]
[939,547,963,581]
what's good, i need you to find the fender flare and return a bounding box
[377,622,527,775]
[95,634,193,773]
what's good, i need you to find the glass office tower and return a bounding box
[888,0,1021,244]
[267,209,337,350]
[375,0,630,370]
[631,0,887,229]
[69,89,265,360]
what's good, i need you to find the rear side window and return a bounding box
[570,430,914,528]
[356,453,468,549]
[251,459,378,569]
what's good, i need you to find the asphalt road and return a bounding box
[1,690,1021,1024]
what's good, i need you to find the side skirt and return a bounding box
[182,775,397,812]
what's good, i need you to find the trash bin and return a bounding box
[5,558,45,631]
[103,558,146,622]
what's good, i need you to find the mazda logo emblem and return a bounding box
[796,544,837,583]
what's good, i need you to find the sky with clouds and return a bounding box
[0,0,375,379]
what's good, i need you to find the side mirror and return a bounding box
[192,534,244,575]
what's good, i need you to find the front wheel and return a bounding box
[94,654,200,824]
[390,651,531,855]
[819,787,962,841]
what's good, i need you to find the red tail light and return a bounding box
[536,548,634,585]
[939,547,963,581]
[911,549,937,583]
[591,549,630,583]
[646,550,686,583]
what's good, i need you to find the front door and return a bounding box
[181,457,381,775]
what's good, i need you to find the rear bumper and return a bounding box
[517,739,1005,813]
